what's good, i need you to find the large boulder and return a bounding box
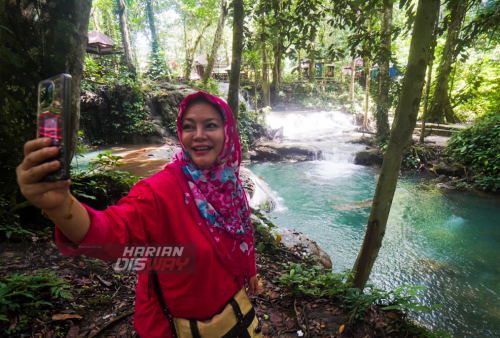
[251,141,322,162]
[148,86,197,138]
[251,215,332,270]
[240,167,277,211]
[431,161,464,177]
[354,148,384,166]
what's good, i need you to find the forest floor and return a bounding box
[0,238,435,338]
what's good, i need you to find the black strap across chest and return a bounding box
[150,270,255,338]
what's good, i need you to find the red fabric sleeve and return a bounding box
[55,179,161,261]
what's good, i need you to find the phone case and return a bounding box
[37,73,72,181]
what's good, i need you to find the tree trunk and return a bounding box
[349,0,440,291]
[90,6,101,31]
[420,3,441,144]
[271,39,283,104]
[298,49,302,79]
[261,16,270,107]
[375,0,393,140]
[202,0,228,83]
[349,57,356,101]
[185,22,211,79]
[228,0,244,120]
[308,31,317,83]
[363,57,371,130]
[426,0,467,123]
[0,0,91,193]
[146,0,157,43]
[262,45,270,107]
[116,0,136,76]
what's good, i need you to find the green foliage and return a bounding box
[401,143,433,169]
[81,57,154,144]
[279,81,363,111]
[237,108,268,151]
[251,206,280,253]
[146,40,170,81]
[0,271,73,333]
[473,175,500,192]
[451,47,500,121]
[277,262,352,298]
[446,114,500,191]
[192,78,221,97]
[0,196,34,242]
[71,151,142,208]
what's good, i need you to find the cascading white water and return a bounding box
[217,83,252,109]
[265,110,364,164]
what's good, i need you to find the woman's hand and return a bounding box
[246,275,260,296]
[17,138,91,243]
[16,138,71,211]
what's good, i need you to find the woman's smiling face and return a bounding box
[181,102,225,168]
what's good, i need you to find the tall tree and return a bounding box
[116,0,136,76]
[420,2,441,143]
[349,0,440,290]
[228,0,244,120]
[202,0,228,83]
[308,29,317,83]
[362,57,371,130]
[349,57,356,102]
[375,0,393,140]
[0,0,92,192]
[145,0,169,80]
[261,15,271,106]
[184,21,211,78]
[362,17,372,130]
[146,0,157,42]
[426,0,468,123]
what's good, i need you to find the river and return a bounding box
[248,110,500,337]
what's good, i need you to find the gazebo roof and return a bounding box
[86,31,116,55]
[194,54,208,66]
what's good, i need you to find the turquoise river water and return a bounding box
[248,110,500,337]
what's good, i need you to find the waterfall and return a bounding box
[217,82,253,110]
[265,110,362,164]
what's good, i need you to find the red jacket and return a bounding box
[56,167,255,338]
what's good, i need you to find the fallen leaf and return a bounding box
[275,234,282,244]
[269,310,282,325]
[65,326,79,338]
[52,314,83,321]
[339,325,345,333]
[261,323,269,334]
[386,312,399,320]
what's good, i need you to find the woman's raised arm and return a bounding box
[16,137,90,243]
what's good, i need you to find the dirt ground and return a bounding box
[0,239,427,338]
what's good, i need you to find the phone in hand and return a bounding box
[37,73,72,181]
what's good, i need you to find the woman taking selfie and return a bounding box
[17,91,261,338]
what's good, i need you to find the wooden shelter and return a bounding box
[86,31,116,56]
[293,59,336,82]
[193,53,230,81]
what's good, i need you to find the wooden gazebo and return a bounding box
[86,31,116,56]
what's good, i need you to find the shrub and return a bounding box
[0,271,73,334]
[446,114,500,177]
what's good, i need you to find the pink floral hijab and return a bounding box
[167,91,256,278]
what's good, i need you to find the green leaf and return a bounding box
[381,305,401,310]
[0,25,13,34]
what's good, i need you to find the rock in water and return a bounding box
[331,199,373,211]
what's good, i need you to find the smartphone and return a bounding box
[37,73,72,181]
